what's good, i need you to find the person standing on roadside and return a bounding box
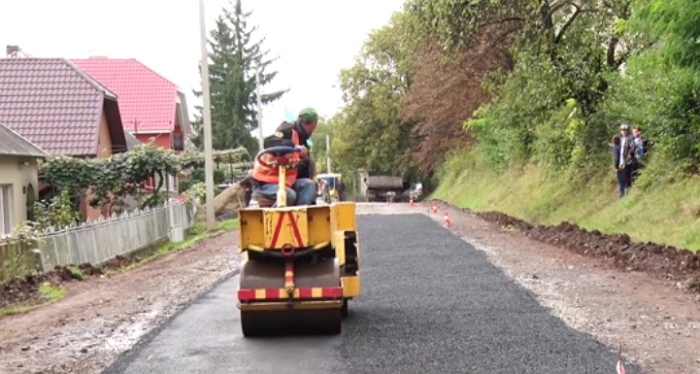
[337,176,347,201]
[618,123,637,190]
[631,125,648,182]
[611,135,626,197]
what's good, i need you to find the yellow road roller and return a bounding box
[315,172,345,204]
[236,146,361,337]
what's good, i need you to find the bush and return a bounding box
[190,168,225,185]
[33,190,80,231]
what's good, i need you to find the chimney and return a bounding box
[6,45,19,57]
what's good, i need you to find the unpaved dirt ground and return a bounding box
[0,231,240,374]
[3,203,700,374]
[377,201,700,374]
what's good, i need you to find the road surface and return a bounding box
[103,213,638,374]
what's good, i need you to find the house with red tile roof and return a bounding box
[71,58,191,152]
[71,57,192,192]
[0,58,129,221]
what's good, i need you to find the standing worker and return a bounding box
[239,170,254,207]
[250,108,320,206]
[337,176,347,201]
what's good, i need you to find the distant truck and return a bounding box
[357,168,406,202]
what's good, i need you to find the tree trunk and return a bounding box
[195,183,244,220]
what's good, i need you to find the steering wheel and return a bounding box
[255,146,301,167]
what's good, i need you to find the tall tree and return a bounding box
[191,0,286,155]
[404,0,635,170]
[331,12,416,175]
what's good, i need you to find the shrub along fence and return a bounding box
[0,239,40,284]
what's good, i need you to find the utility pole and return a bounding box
[256,68,264,151]
[199,0,216,231]
[325,133,331,173]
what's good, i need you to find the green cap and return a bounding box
[298,107,319,122]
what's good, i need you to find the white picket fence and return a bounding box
[36,201,197,271]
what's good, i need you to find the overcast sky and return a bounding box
[0,0,405,137]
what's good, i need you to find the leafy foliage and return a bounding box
[178,146,250,169]
[33,190,81,231]
[190,168,225,185]
[182,182,207,205]
[191,0,286,155]
[40,156,93,197]
[192,0,700,201]
[404,0,531,53]
[38,141,250,224]
[329,12,418,176]
[125,144,182,208]
[630,0,700,69]
[460,0,635,171]
[400,37,511,174]
[599,0,700,173]
[88,156,131,212]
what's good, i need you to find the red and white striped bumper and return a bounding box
[237,287,344,302]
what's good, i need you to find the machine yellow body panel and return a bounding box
[341,275,361,298]
[239,202,358,253]
[238,203,360,285]
[263,208,308,248]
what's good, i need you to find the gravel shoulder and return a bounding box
[0,230,241,374]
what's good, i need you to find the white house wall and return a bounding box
[0,156,40,230]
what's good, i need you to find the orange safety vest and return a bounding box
[251,129,301,188]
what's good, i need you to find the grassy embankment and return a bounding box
[432,148,700,252]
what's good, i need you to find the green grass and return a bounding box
[432,148,700,252]
[106,218,239,274]
[67,266,85,279]
[0,283,67,317]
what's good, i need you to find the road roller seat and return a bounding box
[251,191,276,208]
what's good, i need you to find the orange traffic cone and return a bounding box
[443,211,451,227]
[616,344,626,374]
[616,360,625,374]
[432,204,437,214]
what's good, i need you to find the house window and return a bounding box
[172,133,184,151]
[0,184,13,237]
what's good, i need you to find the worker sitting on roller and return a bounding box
[250,108,319,206]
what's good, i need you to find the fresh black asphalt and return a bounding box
[103,213,640,374]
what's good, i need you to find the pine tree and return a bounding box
[191,0,286,155]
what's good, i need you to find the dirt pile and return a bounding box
[2,276,51,309]
[1,256,140,310]
[427,199,700,283]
